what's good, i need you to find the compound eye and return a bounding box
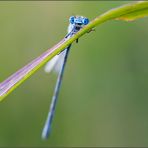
[83,18,89,25]
[69,16,75,24]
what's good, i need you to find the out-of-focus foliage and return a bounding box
[0,1,148,147]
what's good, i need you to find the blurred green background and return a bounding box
[0,1,148,147]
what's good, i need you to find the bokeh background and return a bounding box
[0,1,148,147]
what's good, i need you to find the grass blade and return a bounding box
[0,1,148,101]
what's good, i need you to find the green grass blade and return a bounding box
[0,1,148,101]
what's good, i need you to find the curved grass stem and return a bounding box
[0,1,148,101]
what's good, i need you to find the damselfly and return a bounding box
[42,16,89,139]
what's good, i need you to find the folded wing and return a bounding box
[44,50,66,74]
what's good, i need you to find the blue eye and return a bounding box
[69,16,75,24]
[83,18,89,25]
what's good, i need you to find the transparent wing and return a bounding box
[44,50,66,74]
[53,50,66,73]
[44,55,60,73]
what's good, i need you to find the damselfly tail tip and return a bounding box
[41,133,49,140]
[41,122,52,140]
[41,128,50,140]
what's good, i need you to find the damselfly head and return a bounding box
[69,16,89,26]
